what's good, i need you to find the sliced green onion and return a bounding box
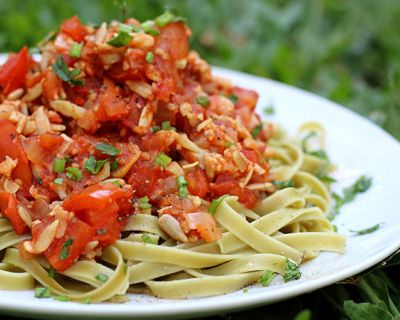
[65,167,83,182]
[51,56,83,86]
[225,141,234,148]
[258,271,276,287]
[53,177,64,185]
[141,233,157,244]
[196,95,210,108]
[155,11,175,27]
[54,295,70,302]
[69,42,83,58]
[177,176,189,198]
[48,267,56,279]
[34,287,52,299]
[161,121,176,131]
[95,143,120,156]
[155,153,172,168]
[84,156,108,175]
[110,160,119,171]
[107,31,132,47]
[146,51,154,63]
[53,157,66,173]
[283,258,301,282]
[208,194,230,215]
[95,273,109,283]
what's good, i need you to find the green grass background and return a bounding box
[1,1,400,319]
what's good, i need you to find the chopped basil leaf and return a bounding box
[329,176,372,220]
[155,153,172,168]
[48,267,56,279]
[155,11,175,27]
[69,42,83,58]
[110,160,119,171]
[96,143,120,156]
[60,238,74,260]
[53,177,64,185]
[196,95,210,108]
[52,56,83,86]
[119,23,140,33]
[65,167,83,181]
[34,287,51,299]
[273,180,294,189]
[258,270,276,287]
[141,233,157,244]
[146,51,154,63]
[350,223,381,235]
[209,194,230,215]
[107,31,132,47]
[283,258,301,282]
[53,157,66,173]
[54,295,70,302]
[161,121,176,131]
[301,131,317,153]
[95,273,109,283]
[177,176,189,198]
[141,20,155,30]
[84,156,108,174]
[225,141,234,148]
[152,126,161,132]
[251,124,263,138]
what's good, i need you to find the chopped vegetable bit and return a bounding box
[34,287,52,299]
[259,270,276,287]
[36,177,43,185]
[251,124,263,138]
[151,126,161,132]
[107,31,132,47]
[138,196,152,209]
[53,157,66,173]
[60,238,74,260]
[54,295,70,302]
[177,176,189,198]
[263,106,274,115]
[272,180,294,189]
[209,194,230,215]
[69,42,83,58]
[308,150,330,161]
[84,156,108,174]
[51,56,83,86]
[97,228,106,235]
[225,141,234,148]
[283,258,301,282]
[53,177,64,185]
[145,51,154,63]
[161,121,176,131]
[65,167,83,181]
[119,23,139,33]
[141,233,157,244]
[155,11,175,27]
[228,94,238,104]
[196,95,210,108]
[110,160,119,171]
[155,153,172,168]
[95,273,109,283]
[96,142,120,156]
[349,223,381,235]
[329,176,372,220]
[48,267,56,279]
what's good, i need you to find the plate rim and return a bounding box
[0,65,399,318]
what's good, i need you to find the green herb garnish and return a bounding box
[54,295,70,302]
[350,223,381,235]
[53,177,64,185]
[263,106,275,115]
[141,233,157,244]
[259,271,276,287]
[283,258,301,282]
[155,152,172,168]
[146,51,154,63]
[161,121,176,131]
[84,156,108,174]
[151,126,161,132]
[155,11,175,27]
[251,124,263,138]
[301,131,317,153]
[53,157,66,173]
[51,56,83,86]
[107,31,132,47]
[177,176,189,198]
[225,141,234,148]
[65,167,83,181]
[273,180,294,189]
[48,267,56,279]
[196,95,210,108]
[60,238,74,260]
[110,160,119,171]
[209,194,230,215]
[138,196,152,209]
[34,287,51,299]
[95,273,109,283]
[96,142,120,156]
[69,42,83,58]
[229,94,238,104]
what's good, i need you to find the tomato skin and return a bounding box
[60,16,88,42]
[39,133,64,151]
[155,22,189,61]
[0,46,32,95]
[210,174,257,208]
[186,212,221,242]
[0,120,32,188]
[231,87,259,111]
[186,168,209,198]
[0,191,27,235]
[96,81,129,121]
[43,70,62,101]
[41,216,95,272]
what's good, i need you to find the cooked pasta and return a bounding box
[0,13,345,302]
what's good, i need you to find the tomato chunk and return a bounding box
[186,212,221,242]
[0,46,32,95]
[186,168,209,198]
[210,174,257,208]
[0,120,32,188]
[60,16,88,42]
[0,191,27,235]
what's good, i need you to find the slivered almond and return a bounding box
[182,161,199,170]
[233,150,247,172]
[83,240,99,259]
[22,241,37,254]
[0,156,18,177]
[247,182,275,192]
[50,124,66,131]
[16,115,27,134]
[239,166,254,188]
[23,120,36,135]
[34,107,52,134]
[33,220,59,253]
[196,118,212,132]
[4,179,20,193]
[254,163,266,175]
[158,214,188,242]
[7,88,24,100]
[126,80,152,98]
[166,161,184,177]
[49,100,86,119]
[22,80,43,102]
[17,206,32,228]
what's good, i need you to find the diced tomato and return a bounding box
[241,149,260,163]
[231,87,259,111]
[210,174,257,208]
[43,70,62,101]
[155,22,189,61]
[63,183,133,246]
[186,212,221,242]
[140,131,176,152]
[186,168,209,198]
[0,46,32,95]
[39,216,95,272]
[0,191,27,235]
[60,16,88,42]
[0,120,32,188]
[128,160,164,198]
[97,82,129,120]
[39,133,65,151]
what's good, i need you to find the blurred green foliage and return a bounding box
[0,0,399,139]
[1,1,400,320]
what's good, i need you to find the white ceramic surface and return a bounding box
[0,62,400,319]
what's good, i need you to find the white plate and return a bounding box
[1,64,400,319]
